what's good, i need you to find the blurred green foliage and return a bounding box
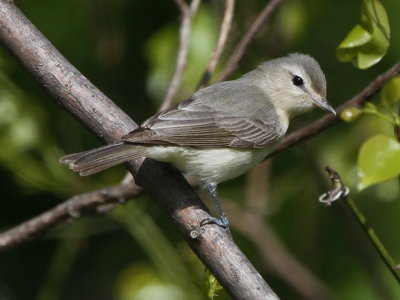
[145,6,218,102]
[1,0,400,300]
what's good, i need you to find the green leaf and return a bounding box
[336,0,390,69]
[358,135,400,190]
[380,76,400,107]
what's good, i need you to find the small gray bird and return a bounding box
[60,53,335,227]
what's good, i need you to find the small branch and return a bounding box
[321,167,400,284]
[197,0,235,89]
[160,0,201,111]
[0,181,142,251]
[269,61,400,157]
[216,0,284,82]
[343,196,400,284]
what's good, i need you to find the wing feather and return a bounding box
[123,103,280,148]
[123,83,284,148]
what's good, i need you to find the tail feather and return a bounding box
[59,143,147,176]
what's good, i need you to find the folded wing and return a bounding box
[122,99,280,148]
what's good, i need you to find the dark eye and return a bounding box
[292,75,304,86]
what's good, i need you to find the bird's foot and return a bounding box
[200,214,229,229]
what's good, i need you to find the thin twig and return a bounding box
[0,180,142,251]
[216,0,284,82]
[343,196,400,284]
[269,61,400,157]
[160,0,201,111]
[197,0,235,89]
[322,167,400,284]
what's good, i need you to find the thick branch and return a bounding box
[0,1,277,298]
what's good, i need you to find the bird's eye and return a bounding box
[292,75,304,86]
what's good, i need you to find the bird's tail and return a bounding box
[59,143,147,176]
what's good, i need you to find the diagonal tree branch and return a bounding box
[159,0,201,111]
[0,180,142,250]
[216,0,284,82]
[0,1,278,298]
[197,0,235,89]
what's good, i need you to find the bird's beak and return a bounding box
[312,97,336,115]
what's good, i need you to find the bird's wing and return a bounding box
[122,98,281,148]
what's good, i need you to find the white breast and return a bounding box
[147,146,272,184]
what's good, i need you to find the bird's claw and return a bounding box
[200,215,230,229]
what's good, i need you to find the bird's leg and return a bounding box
[200,183,229,228]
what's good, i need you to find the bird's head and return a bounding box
[254,53,335,119]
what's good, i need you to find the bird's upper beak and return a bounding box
[312,97,336,115]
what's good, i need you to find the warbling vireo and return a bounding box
[60,53,335,227]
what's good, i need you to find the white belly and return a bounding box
[146,146,272,184]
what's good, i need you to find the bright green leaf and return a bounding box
[336,0,390,69]
[358,135,400,190]
[380,76,400,107]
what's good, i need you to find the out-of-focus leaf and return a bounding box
[116,264,186,300]
[0,72,80,195]
[336,0,390,69]
[380,76,400,107]
[362,102,378,114]
[362,101,400,126]
[275,0,308,45]
[357,135,400,190]
[340,106,363,122]
[113,202,191,286]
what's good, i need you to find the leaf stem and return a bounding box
[363,103,400,126]
[322,166,400,284]
[342,195,400,284]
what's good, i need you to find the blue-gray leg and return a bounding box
[200,183,230,228]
